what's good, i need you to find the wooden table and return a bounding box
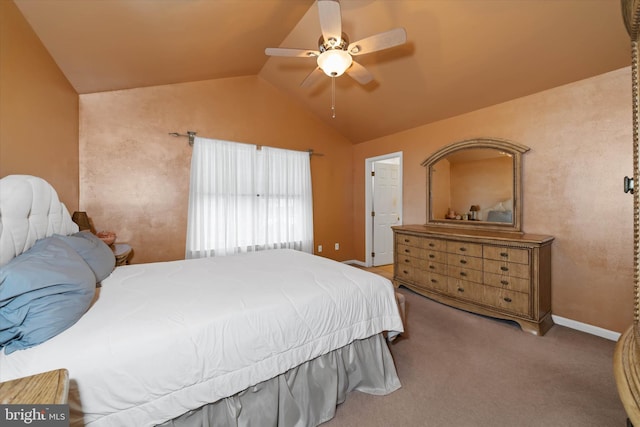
[0,369,69,404]
[112,243,133,266]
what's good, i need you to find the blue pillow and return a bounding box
[0,237,96,354]
[54,231,115,282]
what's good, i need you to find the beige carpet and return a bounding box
[324,285,627,427]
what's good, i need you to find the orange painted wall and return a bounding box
[4,0,633,333]
[353,67,633,333]
[0,1,79,209]
[79,76,354,263]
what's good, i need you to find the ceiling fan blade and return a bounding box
[346,61,373,85]
[318,0,342,43]
[265,47,319,58]
[300,67,325,88]
[348,28,407,56]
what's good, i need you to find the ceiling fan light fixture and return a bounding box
[317,49,353,77]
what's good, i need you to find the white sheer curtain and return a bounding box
[186,137,313,259]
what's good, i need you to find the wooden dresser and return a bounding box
[393,225,554,335]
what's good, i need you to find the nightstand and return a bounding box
[0,369,69,404]
[112,243,132,266]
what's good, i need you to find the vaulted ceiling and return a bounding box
[14,0,631,143]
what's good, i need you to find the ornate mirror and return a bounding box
[422,138,529,233]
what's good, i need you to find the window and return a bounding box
[186,137,313,258]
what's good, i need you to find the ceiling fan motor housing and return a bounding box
[318,33,350,53]
[317,33,353,77]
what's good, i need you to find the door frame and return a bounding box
[364,151,403,267]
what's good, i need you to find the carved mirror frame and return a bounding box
[614,1,640,424]
[422,137,530,233]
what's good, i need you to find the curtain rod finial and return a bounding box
[187,131,196,147]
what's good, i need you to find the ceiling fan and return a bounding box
[265,0,407,116]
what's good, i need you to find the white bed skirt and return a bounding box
[157,333,400,427]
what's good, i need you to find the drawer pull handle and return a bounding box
[460,259,467,264]
[457,287,465,293]
[459,247,467,252]
[500,252,509,257]
[430,279,438,283]
[500,280,509,285]
[404,249,410,253]
[429,254,435,259]
[503,297,512,303]
[404,258,411,263]
[404,239,410,243]
[500,266,509,272]
[429,265,435,270]
[429,243,435,247]
[403,270,409,274]
[460,272,467,277]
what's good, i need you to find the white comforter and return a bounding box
[0,249,403,426]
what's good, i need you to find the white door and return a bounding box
[372,161,400,266]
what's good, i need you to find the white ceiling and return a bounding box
[15,0,632,143]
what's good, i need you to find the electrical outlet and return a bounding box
[335,243,339,250]
[318,245,323,253]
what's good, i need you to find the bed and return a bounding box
[480,199,513,223]
[0,175,404,427]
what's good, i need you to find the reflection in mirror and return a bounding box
[431,149,514,223]
[423,138,529,233]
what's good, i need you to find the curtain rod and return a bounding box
[168,131,322,156]
[168,131,197,146]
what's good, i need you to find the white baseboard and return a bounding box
[341,261,621,342]
[343,259,367,267]
[552,315,621,341]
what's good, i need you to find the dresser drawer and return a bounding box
[397,254,425,270]
[395,263,419,283]
[446,241,483,257]
[424,249,447,263]
[484,288,530,317]
[447,253,483,271]
[397,244,425,259]
[483,259,530,279]
[483,246,530,265]
[396,233,422,248]
[448,278,484,303]
[420,272,448,293]
[448,265,483,284]
[424,260,447,275]
[484,272,530,294]
[421,237,446,251]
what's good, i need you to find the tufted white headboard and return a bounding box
[0,175,78,266]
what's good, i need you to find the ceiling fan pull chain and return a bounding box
[331,76,336,119]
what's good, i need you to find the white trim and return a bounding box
[331,273,620,340]
[342,259,366,267]
[364,152,403,267]
[552,315,621,341]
